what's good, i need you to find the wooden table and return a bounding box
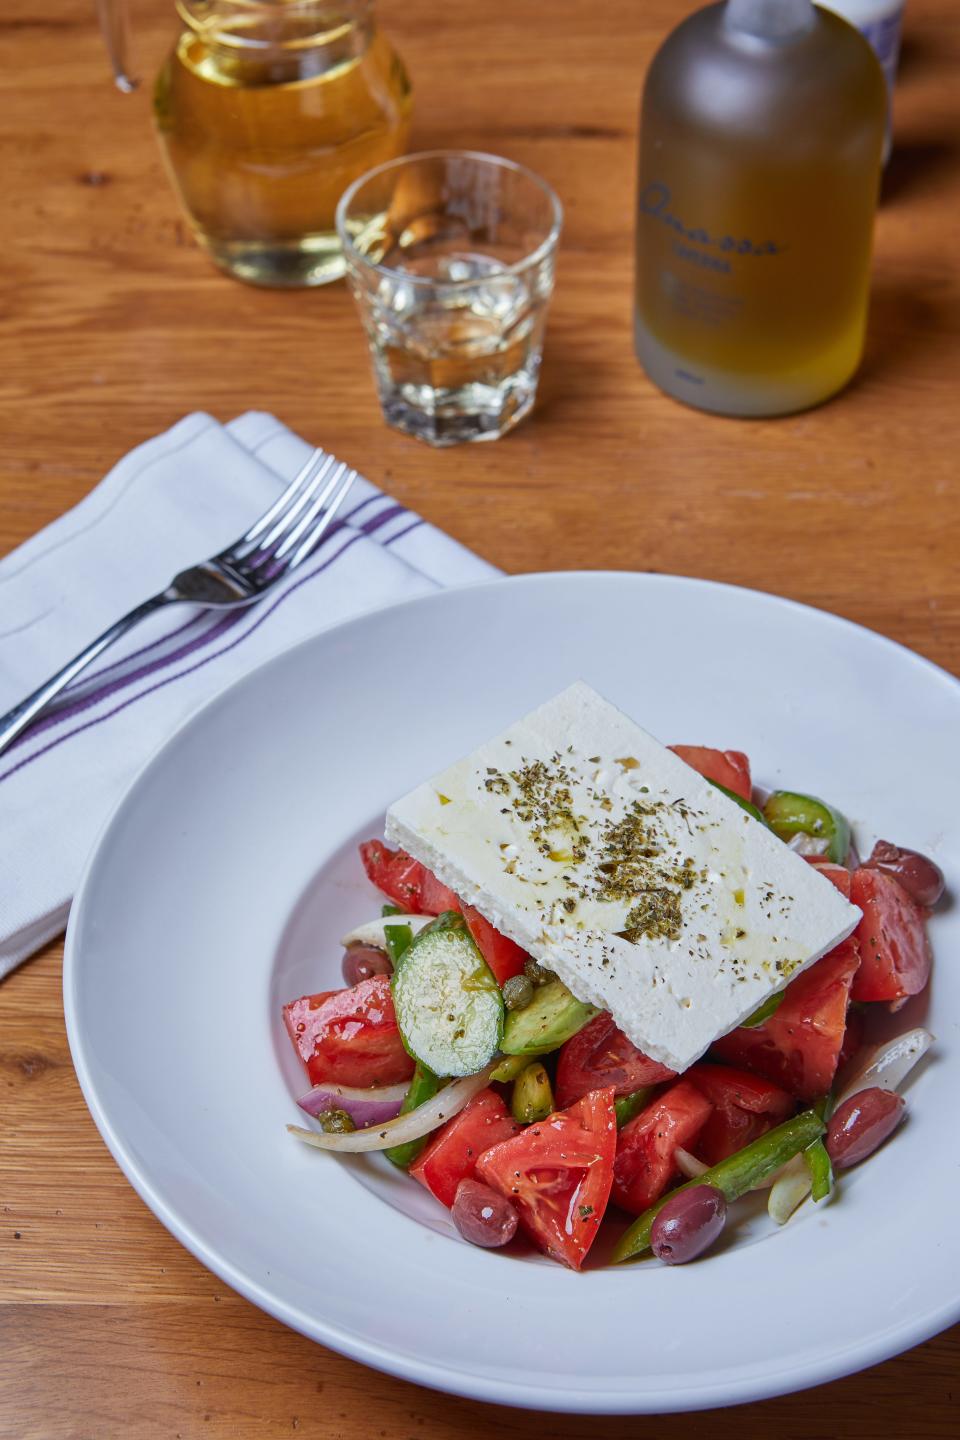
[2,0,959,1434]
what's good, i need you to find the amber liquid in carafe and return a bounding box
[154,11,411,286]
[634,0,886,416]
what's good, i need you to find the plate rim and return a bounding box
[63,570,960,1413]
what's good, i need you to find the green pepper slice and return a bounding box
[708,779,767,825]
[804,1139,834,1202]
[511,1061,554,1124]
[383,921,414,969]
[762,791,851,864]
[740,991,785,1028]
[384,1061,441,1168]
[612,1109,826,1262]
[804,1095,834,1202]
[489,1053,530,1083]
[614,1087,654,1128]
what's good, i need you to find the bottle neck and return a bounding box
[724,0,816,40]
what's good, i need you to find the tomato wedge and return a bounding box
[686,1063,794,1165]
[805,857,853,899]
[837,1003,864,1070]
[555,1011,675,1108]
[460,903,528,985]
[612,1079,712,1215]
[477,1088,617,1270]
[359,840,463,917]
[710,942,861,1100]
[669,745,752,802]
[282,976,414,1088]
[849,867,932,1002]
[419,870,462,916]
[359,841,427,911]
[409,1088,520,1208]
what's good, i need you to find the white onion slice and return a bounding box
[339,915,434,950]
[296,1080,409,1126]
[786,833,830,856]
[674,1147,709,1180]
[836,1027,934,1106]
[287,1060,499,1153]
[768,1157,812,1225]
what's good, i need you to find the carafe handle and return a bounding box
[95,0,138,92]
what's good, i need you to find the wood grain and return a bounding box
[1,0,959,1434]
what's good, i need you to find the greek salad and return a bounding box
[283,707,942,1271]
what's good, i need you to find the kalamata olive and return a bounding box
[341,945,392,985]
[451,1178,519,1249]
[650,1184,727,1265]
[502,974,535,1011]
[826,1087,906,1168]
[865,840,945,908]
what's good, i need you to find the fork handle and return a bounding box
[0,592,171,760]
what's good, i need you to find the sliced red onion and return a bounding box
[288,1060,499,1153]
[836,1027,934,1106]
[296,1080,409,1127]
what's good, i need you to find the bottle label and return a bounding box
[639,183,784,263]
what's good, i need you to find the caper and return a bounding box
[523,958,555,986]
[316,1107,356,1134]
[502,974,535,1011]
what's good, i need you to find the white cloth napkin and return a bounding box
[0,412,498,976]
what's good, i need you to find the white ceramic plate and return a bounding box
[64,573,960,1413]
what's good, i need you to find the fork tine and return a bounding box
[233,452,339,564]
[235,448,331,551]
[280,466,357,572]
[243,459,348,574]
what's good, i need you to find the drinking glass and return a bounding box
[336,151,563,445]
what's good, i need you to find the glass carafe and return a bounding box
[98,0,412,287]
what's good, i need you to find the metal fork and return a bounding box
[0,450,356,758]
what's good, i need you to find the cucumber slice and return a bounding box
[391,913,504,1077]
[501,978,598,1055]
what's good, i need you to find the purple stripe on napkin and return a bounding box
[0,528,365,787]
[384,519,425,547]
[5,497,415,758]
[64,491,389,695]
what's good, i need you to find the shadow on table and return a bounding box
[853,276,953,391]
[882,133,960,206]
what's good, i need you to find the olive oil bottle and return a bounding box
[635,0,886,416]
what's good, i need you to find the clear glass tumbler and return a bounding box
[336,151,563,445]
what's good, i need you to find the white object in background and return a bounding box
[822,0,906,160]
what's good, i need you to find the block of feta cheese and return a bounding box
[385,682,860,1073]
